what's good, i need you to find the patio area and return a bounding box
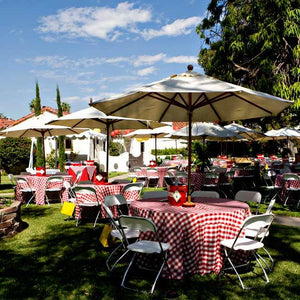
[0,200,299,299]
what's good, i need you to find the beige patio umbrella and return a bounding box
[123,125,173,162]
[48,106,163,173]
[90,66,293,205]
[224,122,265,140]
[0,114,85,168]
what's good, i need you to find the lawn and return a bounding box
[0,203,299,299]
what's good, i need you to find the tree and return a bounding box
[56,86,66,171]
[34,81,44,167]
[0,138,31,174]
[61,102,70,113]
[196,0,299,129]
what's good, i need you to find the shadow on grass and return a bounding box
[0,206,299,299]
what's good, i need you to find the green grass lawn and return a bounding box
[0,203,299,299]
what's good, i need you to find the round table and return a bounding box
[129,197,250,279]
[16,175,73,205]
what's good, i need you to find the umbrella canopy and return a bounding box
[124,125,173,162]
[224,122,265,140]
[91,66,293,204]
[48,106,163,173]
[0,114,85,168]
[264,127,300,139]
[168,122,244,141]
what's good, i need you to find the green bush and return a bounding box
[0,137,31,174]
[152,147,187,156]
[46,149,56,169]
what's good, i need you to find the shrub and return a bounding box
[0,137,31,174]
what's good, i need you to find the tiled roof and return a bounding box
[12,106,69,126]
[0,118,15,129]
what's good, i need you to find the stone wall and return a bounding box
[0,201,22,238]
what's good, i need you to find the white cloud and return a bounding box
[137,67,156,76]
[164,55,198,64]
[141,16,202,40]
[133,53,166,67]
[37,2,152,41]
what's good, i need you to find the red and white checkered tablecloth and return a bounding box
[177,172,206,191]
[68,165,97,182]
[275,174,300,202]
[74,183,140,219]
[16,175,73,205]
[129,197,250,280]
[135,167,169,187]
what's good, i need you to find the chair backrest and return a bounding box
[142,191,168,199]
[104,194,128,207]
[283,173,299,181]
[205,172,219,179]
[46,176,64,189]
[46,176,64,183]
[103,195,128,224]
[266,198,276,214]
[175,171,188,177]
[191,190,220,198]
[147,167,158,171]
[16,176,33,190]
[74,186,98,203]
[234,190,261,204]
[123,182,144,195]
[74,171,83,184]
[119,215,156,234]
[8,174,16,185]
[233,214,274,245]
[63,181,71,190]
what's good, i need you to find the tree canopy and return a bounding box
[196,0,299,129]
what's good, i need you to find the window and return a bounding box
[65,138,72,150]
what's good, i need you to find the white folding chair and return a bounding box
[282,173,300,206]
[122,182,144,204]
[16,177,36,207]
[8,174,16,186]
[45,176,64,205]
[119,215,172,294]
[191,190,220,198]
[63,181,76,203]
[244,203,276,272]
[142,191,168,199]
[146,168,159,188]
[235,190,261,214]
[103,195,139,271]
[74,186,101,227]
[219,213,274,290]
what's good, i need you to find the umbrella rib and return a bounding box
[193,92,273,115]
[150,92,188,110]
[109,93,150,115]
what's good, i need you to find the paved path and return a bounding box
[274,215,300,227]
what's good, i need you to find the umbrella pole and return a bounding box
[183,95,195,207]
[155,135,157,163]
[42,132,46,169]
[106,126,110,177]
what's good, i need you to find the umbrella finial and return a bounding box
[187,64,193,72]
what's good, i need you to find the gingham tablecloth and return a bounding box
[16,175,73,205]
[136,167,169,188]
[177,172,206,191]
[74,183,140,219]
[275,174,300,203]
[129,197,250,280]
[68,165,97,182]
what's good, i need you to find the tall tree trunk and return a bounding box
[56,86,66,171]
[34,82,44,167]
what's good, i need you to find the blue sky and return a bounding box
[0,0,211,120]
